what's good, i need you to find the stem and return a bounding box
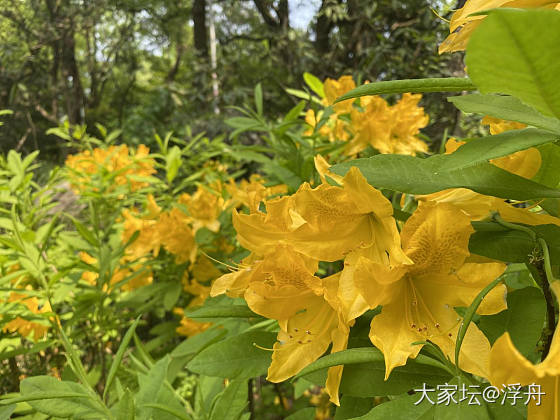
[492,212,537,241]
[537,238,558,358]
[248,379,255,420]
[527,262,556,359]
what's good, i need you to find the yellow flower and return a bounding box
[65,144,156,193]
[419,132,560,227]
[481,115,527,135]
[323,75,356,114]
[225,174,287,213]
[488,281,560,420]
[345,93,429,156]
[189,255,223,284]
[156,208,197,264]
[211,245,350,405]
[79,252,152,291]
[122,210,161,260]
[233,167,407,264]
[182,273,211,308]
[313,155,344,186]
[304,387,332,420]
[439,0,560,54]
[179,183,223,233]
[174,309,212,337]
[2,292,52,341]
[175,264,215,337]
[353,202,506,379]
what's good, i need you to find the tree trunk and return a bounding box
[193,0,208,57]
[61,25,85,125]
[315,0,334,56]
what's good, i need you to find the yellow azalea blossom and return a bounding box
[225,174,287,213]
[232,167,408,264]
[439,0,560,53]
[353,202,507,379]
[179,183,223,233]
[3,292,52,341]
[79,252,152,291]
[182,273,212,308]
[304,109,351,143]
[419,131,560,226]
[313,155,344,185]
[65,144,156,193]
[304,109,333,138]
[121,208,161,260]
[156,207,197,264]
[323,75,356,114]
[211,245,350,405]
[173,308,212,337]
[311,155,407,322]
[481,115,527,135]
[189,255,223,284]
[304,387,332,420]
[345,93,429,156]
[488,281,560,420]
[121,194,197,264]
[175,264,214,337]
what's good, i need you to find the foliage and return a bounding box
[1,1,560,420]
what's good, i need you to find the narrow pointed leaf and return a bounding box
[335,78,476,103]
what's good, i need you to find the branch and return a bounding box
[253,0,279,28]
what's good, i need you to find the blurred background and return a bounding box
[0,0,468,160]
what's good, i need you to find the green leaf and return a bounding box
[171,327,227,358]
[163,281,182,310]
[209,379,247,420]
[469,229,535,263]
[187,331,276,380]
[299,348,452,397]
[254,83,263,115]
[432,379,490,420]
[285,88,323,104]
[70,217,98,247]
[487,402,526,420]
[18,376,103,418]
[438,128,559,172]
[104,318,140,400]
[142,403,190,420]
[335,78,476,103]
[284,101,307,122]
[354,392,435,419]
[466,9,560,119]
[0,404,15,420]
[454,275,504,369]
[533,144,560,188]
[448,94,560,133]
[303,72,325,98]
[330,155,560,200]
[135,356,170,420]
[284,407,316,420]
[166,146,182,183]
[111,388,135,420]
[334,396,374,419]
[478,287,545,357]
[185,304,261,320]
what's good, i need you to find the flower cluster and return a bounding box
[2,291,52,342]
[212,158,508,404]
[439,0,560,54]
[304,75,429,156]
[419,117,559,227]
[65,144,156,193]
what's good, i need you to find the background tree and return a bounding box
[0,0,461,158]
